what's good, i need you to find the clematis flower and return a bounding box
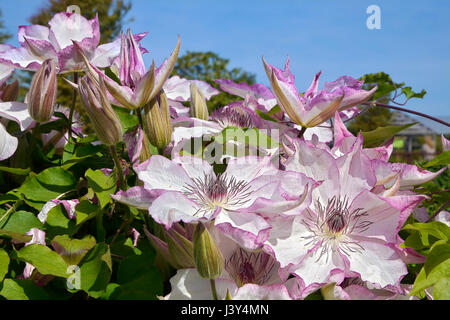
[164,229,295,300]
[81,29,180,110]
[0,12,125,72]
[262,57,376,128]
[133,154,316,249]
[331,111,446,188]
[264,136,426,296]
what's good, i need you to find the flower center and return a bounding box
[300,195,373,262]
[182,174,252,215]
[210,106,256,129]
[225,249,275,287]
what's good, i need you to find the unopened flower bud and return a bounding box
[78,74,123,145]
[0,80,19,102]
[142,91,172,150]
[166,228,195,268]
[190,82,209,120]
[192,223,224,279]
[28,59,57,122]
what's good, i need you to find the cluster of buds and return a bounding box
[28,59,57,123]
[145,222,225,281]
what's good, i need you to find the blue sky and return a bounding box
[1,0,449,116]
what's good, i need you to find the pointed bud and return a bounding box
[142,91,172,150]
[192,223,224,279]
[28,59,57,122]
[78,73,123,145]
[190,82,209,120]
[0,80,19,102]
[321,282,339,300]
[225,289,233,300]
[166,228,195,268]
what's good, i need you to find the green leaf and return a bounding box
[45,205,78,239]
[361,123,417,148]
[0,230,32,243]
[433,278,450,300]
[74,200,99,226]
[401,87,427,100]
[0,210,43,234]
[0,248,9,281]
[16,244,70,278]
[16,167,76,203]
[402,221,450,248]
[0,166,30,175]
[215,127,280,155]
[62,143,104,169]
[411,244,450,296]
[85,169,117,209]
[423,150,450,168]
[109,269,162,300]
[78,243,112,298]
[424,244,450,277]
[51,235,97,266]
[117,253,156,284]
[112,106,139,132]
[0,279,49,300]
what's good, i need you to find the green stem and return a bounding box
[96,209,105,242]
[0,200,23,226]
[136,107,144,129]
[109,145,126,190]
[68,72,79,143]
[298,126,307,139]
[210,279,218,300]
[426,199,450,223]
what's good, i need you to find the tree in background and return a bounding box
[0,9,11,43]
[173,51,256,112]
[347,72,393,134]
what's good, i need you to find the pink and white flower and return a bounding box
[133,155,316,249]
[0,12,125,72]
[264,136,426,296]
[262,57,376,128]
[164,230,295,300]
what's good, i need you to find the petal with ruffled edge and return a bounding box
[0,101,34,131]
[343,239,407,288]
[164,268,237,300]
[148,191,214,229]
[48,12,98,51]
[284,139,341,203]
[323,75,377,109]
[111,186,159,210]
[264,216,315,268]
[0,123,18,160]
[336,133,377,199]
[214,209,271,250]
[233,283,293,300]
[134,155,195,192]
[241,171,318,217]
[224,155,279,182]
[287,243,347,288]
